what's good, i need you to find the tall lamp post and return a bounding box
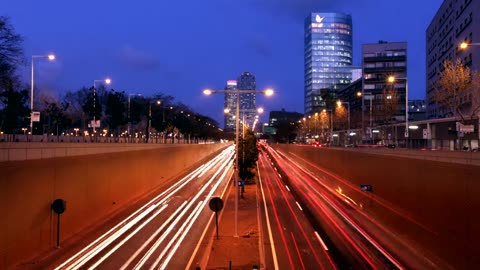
[336,100,350,144]
[148,100,161,143]
[358,91,374,143]
[128,93,142,141]
[322,109,333,143]
[203,87,273,237]
[387,76,408,146]
[31,54,55,134]
[460,42,480,146]
[92,78,112,134]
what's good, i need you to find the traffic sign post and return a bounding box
[360,184,372,192]
[51,199,66,248]
[209,197,224,240]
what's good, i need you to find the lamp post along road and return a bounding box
[31,54,55,134]
[92,78,111,133]
[148,100,161,143]
[388,76,409,145]
[337,100,350,144]
[204,88,273,237]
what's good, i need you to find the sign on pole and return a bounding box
[209,197,224,240]
[31,112,41,122]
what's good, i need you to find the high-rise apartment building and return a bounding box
[426,0,480,118]
[362,41,408,124]
[304,12,353,115]
[237,71,257,128]
[223,80,237,132]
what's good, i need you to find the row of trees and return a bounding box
[0,16,223,142]
[270,58,480,144]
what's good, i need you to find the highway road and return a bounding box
[262,144,451,269]
[52,145,235,270]
[257,147,336,269]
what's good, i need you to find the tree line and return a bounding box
[0,16,223,142]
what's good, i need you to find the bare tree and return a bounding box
[335,106,347,130]
[0,16,23,88]
[381,85,400,125]
[434,59,480,122]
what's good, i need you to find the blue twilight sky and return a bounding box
[3,0,443,125]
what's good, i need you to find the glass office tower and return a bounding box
[304,12,353,115]
[237,71,257,128]
[223,80,237,132]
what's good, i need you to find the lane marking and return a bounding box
[295,201,303,211]
[314,231,329,251]
[258,156,280,270]
[285,185,290,192]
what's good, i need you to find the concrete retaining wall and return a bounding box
[0,143,228,269]
[272,144,480,269]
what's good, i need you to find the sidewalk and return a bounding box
[204,182,261,270]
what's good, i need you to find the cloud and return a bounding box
[249,0,356,21]
[116,45,161,71]
[245,36,272,59]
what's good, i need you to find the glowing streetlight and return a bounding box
[264,88,274,96]
[203,89,213,95]
[92,78,112,133]
[148,99,162,142]
[336,100,351,143]
[387,75,409,140]
[202,86,274,237]
[459,41,480,50]
[31,53,56,133]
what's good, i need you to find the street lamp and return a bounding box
[31,54,55,134]
[128,93,142,140]
[92,78,112,133]
[358,92,374,143]
[203,87,274,237]
[387,75,409,142]
[148,100,162,143]
[460,42,480,50]
[336,100,350,134]
[322,109,333,143]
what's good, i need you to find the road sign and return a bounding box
[208,197,224,240]
[209,197,224,212]
[31,112,40,122]
[88,120,101,128]
[238,180,244,187]
[460,125,474,133]
[360,184,372,192]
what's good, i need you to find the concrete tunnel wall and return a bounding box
[272,144,480,269]
[0,143,229,269]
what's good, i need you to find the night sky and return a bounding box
[4,0,443,125]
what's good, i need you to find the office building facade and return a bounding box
[426,0,480,119]
[362,41,408,125]
[223,80,237,132]
[237,71,257,129]
[304,12,353,115]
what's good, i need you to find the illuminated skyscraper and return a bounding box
[237,71,257,128]
[223,80,237,132]
[304,12,353,115]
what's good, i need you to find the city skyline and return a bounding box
[3,0,444,125]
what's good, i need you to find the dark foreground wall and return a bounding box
[272,145,480,269]
[0,143,228,269]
